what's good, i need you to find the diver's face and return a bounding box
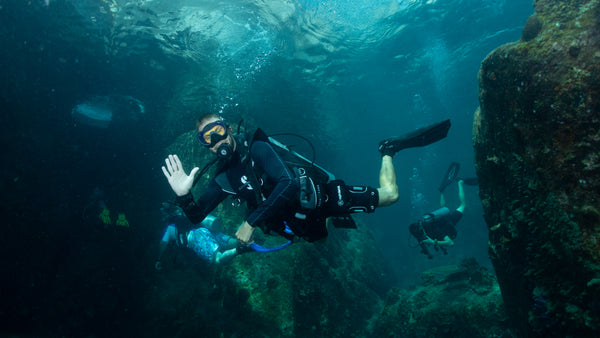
[197,117,235,154]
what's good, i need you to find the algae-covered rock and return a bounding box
[151,220,396,337]
[372,258,511,338]
[473,0,600,336]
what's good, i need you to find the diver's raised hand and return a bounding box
[161,154,199,196]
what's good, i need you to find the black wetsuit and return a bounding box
[409,207,462,242]
[177,136,379,242]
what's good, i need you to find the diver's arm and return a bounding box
[422,235,453,247]
[421,237,435,245]
[162,154,200,197]
[437,235,454,247]
[176,180,228,227]
[244,141,299,226]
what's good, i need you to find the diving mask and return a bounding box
[198,121,228,147]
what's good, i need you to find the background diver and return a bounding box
[155,203,294,270]
[162,113,452,246]
[409,162,478,259]
[155,203,244,270]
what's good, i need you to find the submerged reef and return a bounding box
[372,258,512,338]
[473,0,600,336]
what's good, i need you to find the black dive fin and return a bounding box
[378,119,451,156]
[439,162,461,192]
[462,177,479,186]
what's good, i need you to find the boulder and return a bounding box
[372,258,511,338]
[473,0,600,335]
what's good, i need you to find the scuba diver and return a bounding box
[409,162,478,259]
[155,203,246,270]
[162,113,451,246]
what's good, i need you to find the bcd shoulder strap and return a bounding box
[215,172,235,194]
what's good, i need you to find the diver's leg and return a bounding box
[155,225,178,270]
[456,180,466,213]
[377,155,399,207]
[215,248,238,264]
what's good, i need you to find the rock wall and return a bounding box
[473,0,600,336]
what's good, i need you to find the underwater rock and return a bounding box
[521,14,542,42]
[372,258,512,337]
[71,95,145,128]
[474,0,600,336]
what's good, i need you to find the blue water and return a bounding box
[0,0,534,335]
